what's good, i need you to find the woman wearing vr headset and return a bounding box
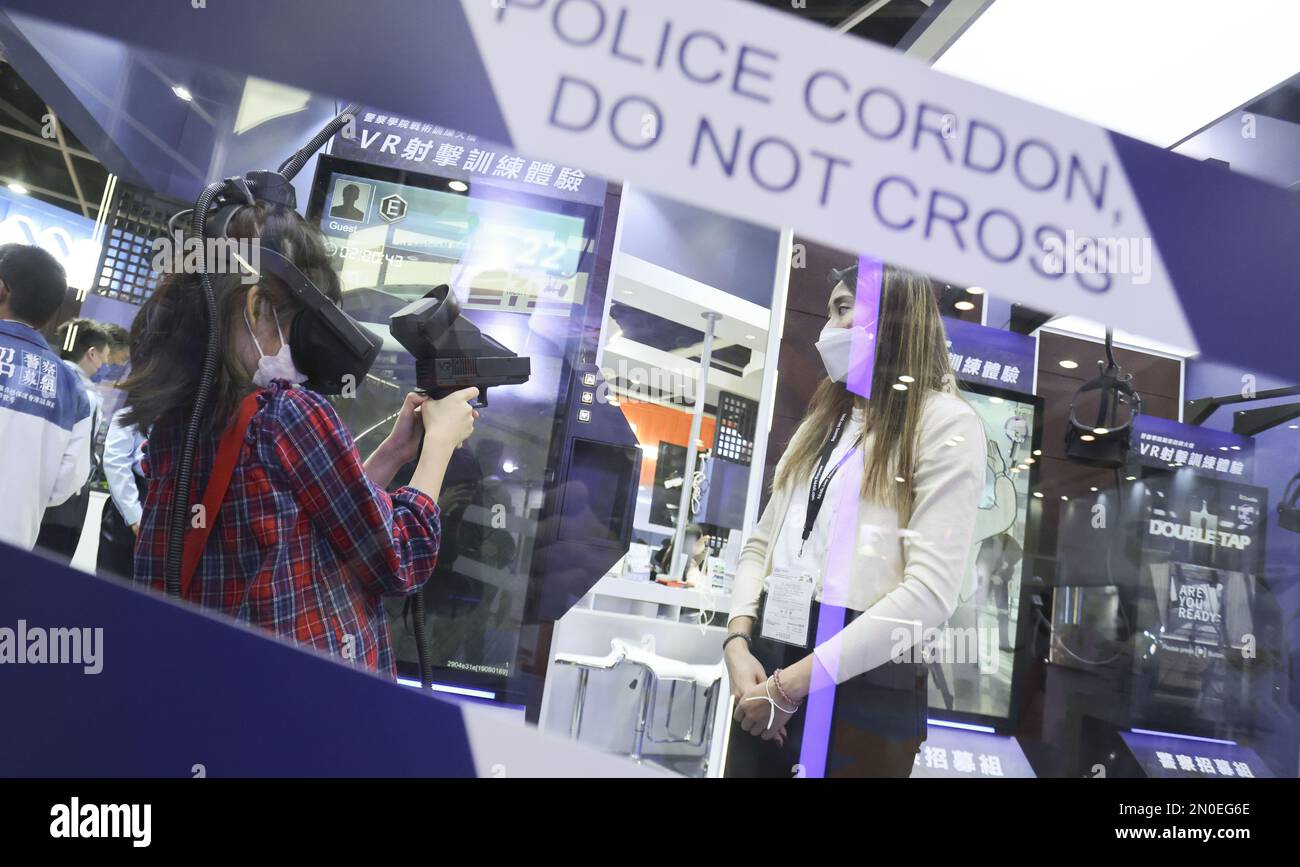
[122,203,476,676]
[722,262,986,777]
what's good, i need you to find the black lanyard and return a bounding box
[802,411,859,555]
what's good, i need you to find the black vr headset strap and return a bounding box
[1283,471,1300,508]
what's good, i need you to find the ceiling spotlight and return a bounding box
[7,182,28,196]
[1290,424,1299,430]
[898,374,915,383]
[1125,475,1137,481]
[1032,491,1044,499]
[502,460,517,474]
[892,383,908,391]
[1033,449,1042,456]
[1080,434,1096,442]
[966,286,985,295]
[1230,445,1241,451]
[1058,359,1079,369]
[1025,457,1035,464]
[172,85,193,102]
[895,476,906,483]
[448,180,469,192]
[954,300,976,311]
[989,397,1004,404]
[1061,495,1069,501]
[1090,486,1099,492]
[1093,427,1109,435]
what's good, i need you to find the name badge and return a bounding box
[760,572,814,648]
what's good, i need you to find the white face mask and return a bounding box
[815,324,859,383]
[245,304,307,388]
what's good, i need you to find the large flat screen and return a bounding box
[927,383,1042,727]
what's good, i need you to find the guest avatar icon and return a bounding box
[329,182,369,221]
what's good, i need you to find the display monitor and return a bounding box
[927,382,1042,729]
[307,155,608,698]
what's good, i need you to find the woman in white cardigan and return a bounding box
[723,262,986,777]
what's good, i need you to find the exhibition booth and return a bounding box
[0,0,1297,780]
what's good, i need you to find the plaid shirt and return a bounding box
[134,380,440,676]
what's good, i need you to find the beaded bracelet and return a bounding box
[773,668,799,709]
[722,632,752,652]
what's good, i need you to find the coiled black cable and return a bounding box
[163,179,227,598]
[411,590,433,689]
[279,103,360,182]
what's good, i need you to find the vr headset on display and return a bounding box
[1064,328,1144,470]
[1279,472,1300,534]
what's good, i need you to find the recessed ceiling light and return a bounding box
[448,180,469,192]
[1061,495,1069,501]
[1032,491,1044,499]
[1018,463,1030,470]
[989,397,1003,404]
[745,334,757,340]
[1033,449,1042,457]
[1058,359,1079,369]
[1025,457,1035,464]
[1093,427,1110,435]
[1290,424,1299,430]
[954,300,976,311]
[1080,434,1096,442]
[894,476,906,483]
[892,383,908,391]
[1125,475,1137,481]
[7,182,28,196]
[172,85,193,102]
[1090,486,1098,492]
[1229,445,1241,451]
[966,286,985,295]
[898,375,915,383]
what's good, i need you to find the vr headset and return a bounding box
[1065,329,1143,469]
[170,167,382,394]
[1280,472,1300,534]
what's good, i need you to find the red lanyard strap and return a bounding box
[179,390,262,600]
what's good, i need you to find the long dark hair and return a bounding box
[772,264,957,516]
[122,203,340,434]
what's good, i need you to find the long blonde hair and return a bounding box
[772,265,957,516]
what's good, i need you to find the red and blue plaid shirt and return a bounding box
[134,380,440,676]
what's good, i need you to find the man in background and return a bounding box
[0,244,93,551]
[35,316,109,562]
